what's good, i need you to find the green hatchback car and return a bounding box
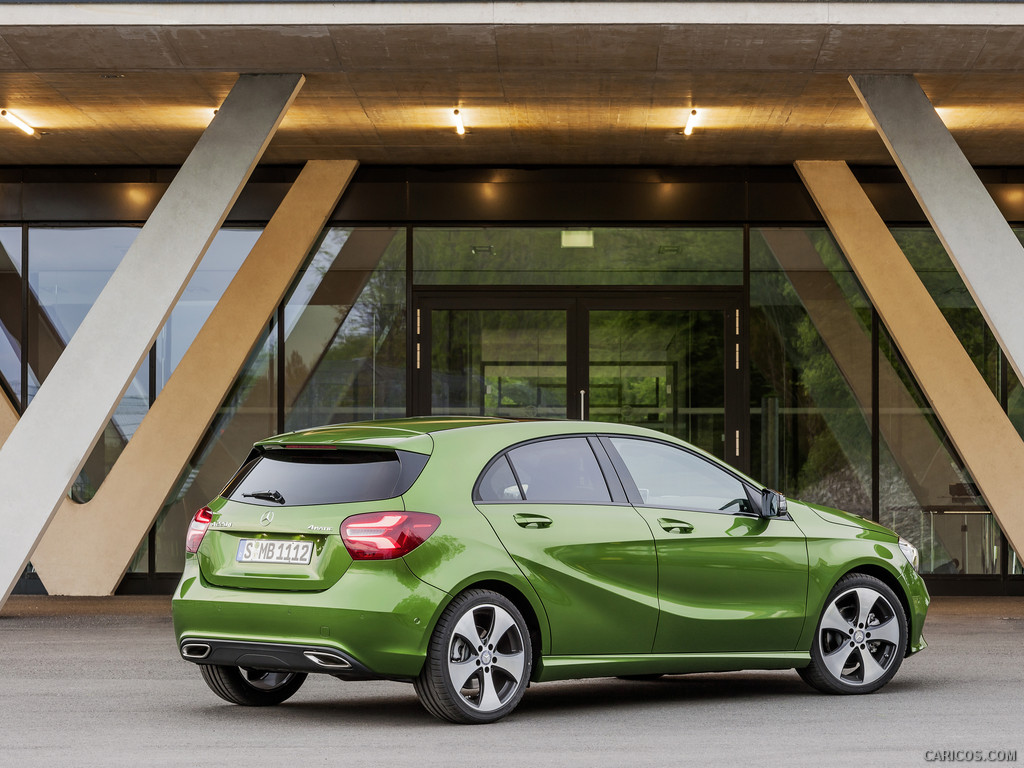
[172,417,928,724]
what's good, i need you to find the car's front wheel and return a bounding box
[414,589,532,724]
[199,664,307,706]
[798,573,908,694]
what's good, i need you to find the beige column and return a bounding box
[25,160,358,596]
[796,160,1024,557]
[0,74,306,608]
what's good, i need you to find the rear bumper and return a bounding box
[172,557,449,680]
[178,638,379,680]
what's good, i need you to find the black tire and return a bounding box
[414,589,533,724]
[199,664,307,706]
[798,573,908,695]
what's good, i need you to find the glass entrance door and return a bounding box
[586,308,727,458]
[429,306,570,419]
[416,292,743,464]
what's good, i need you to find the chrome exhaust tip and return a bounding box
[303,650,352,669]
[181,642,211,660]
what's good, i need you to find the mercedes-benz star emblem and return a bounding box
[259,510,275,526]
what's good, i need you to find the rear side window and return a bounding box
[477,456,523,502]
[506,437,612,503]
[223,448,428,507]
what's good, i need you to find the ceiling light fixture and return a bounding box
[681,108,699,136]
[2,109,38,138]
[453,108,466,136]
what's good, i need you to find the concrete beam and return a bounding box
[7,3,1024,27]
[850,74,1024,389]
[27,160,357,596]
[0,74,305,608]
[796,160,1024,560]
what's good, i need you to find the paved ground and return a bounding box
[1,596,1022,768]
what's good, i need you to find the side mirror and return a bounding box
[761,488,788,518]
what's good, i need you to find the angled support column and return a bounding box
[27,160,357,596]
[850,74,1024,386]
[0,74,305,607]
[796,160,1024,558]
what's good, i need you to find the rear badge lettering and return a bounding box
[307,525,332,532]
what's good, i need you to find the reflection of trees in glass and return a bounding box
[433,309,567,418]
[751,229,989,573]
[590,310,723,451]
[287,229,407,429]
[414,228,743,286]
[892,229,999,393]
[750,231,871,516]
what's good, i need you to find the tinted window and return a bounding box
[610,437,752,514]
[476,456,523,502]
[507,438,611,503]
[224,449,424,506]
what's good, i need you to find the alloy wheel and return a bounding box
[446,603,527,713]
[817,586,902,687]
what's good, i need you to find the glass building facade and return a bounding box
[3,165,1022,594]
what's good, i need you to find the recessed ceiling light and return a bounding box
[453,108,466,136]
[680,108,700,136]
[1,109,39,139]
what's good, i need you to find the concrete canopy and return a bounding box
[4,4,1024,165]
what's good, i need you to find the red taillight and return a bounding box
[341,512,440,560]
[185,507,213,554]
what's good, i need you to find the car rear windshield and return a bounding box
[222,448,429,507]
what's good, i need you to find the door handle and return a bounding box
[658,518,694,535]
[514,513,553,529]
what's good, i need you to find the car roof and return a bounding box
[254,417,766,489]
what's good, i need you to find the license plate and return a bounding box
[236,539,313,565]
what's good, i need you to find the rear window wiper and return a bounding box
[243,490,286,504]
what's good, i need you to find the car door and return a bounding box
[474,435,659,655]
[601,435,809,654]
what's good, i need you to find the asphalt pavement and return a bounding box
[1,595,1022,768]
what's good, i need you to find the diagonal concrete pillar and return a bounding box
[0,74,305,607]
[1,163,358,595]
[850,74,1024,388]
[796,160,1024,560]
[26,160,358,596]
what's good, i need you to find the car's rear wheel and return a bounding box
[414,589,532,724]
[798,573,907,694]
[199,664,307,706]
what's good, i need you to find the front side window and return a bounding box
[610,437,752,514]
[504,437,612,503]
